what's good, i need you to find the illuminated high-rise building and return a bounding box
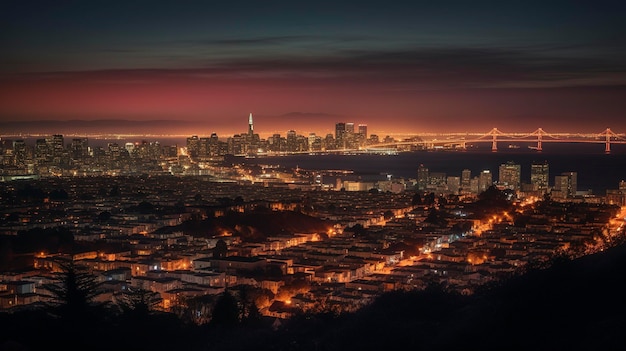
[70,138,89,164]
[447,176,461,194]
[209,133,220,157]
[478,170,492,192]
[308,133,322,151]
[13,140,27,168]
[269,133,282,152]
[417,164,429,190]
[530,161,549,191]
[248,113,254,137]
[345,122,354,134]
[357,124,367,147]
[345,122,355,148]
[186,135,200,159]
[47,134,64,166]
[498,161,521,190]
[358,124,367,137]
[335,122,346,148]
[461,169,471,188]
[324,134,335,150]
[554,172,577,198]
[368,134,379,145]
[199,137,210,158]
[286,130,297,152]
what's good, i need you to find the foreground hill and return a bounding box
[2,239,626,350]
[213,242,626,350]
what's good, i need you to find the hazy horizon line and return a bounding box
[0,118,621,138]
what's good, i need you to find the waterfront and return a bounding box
[243,143,626,195]
[4,135,625,194]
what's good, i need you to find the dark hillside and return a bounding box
[228,242,626,350]
[311,243,626,351]
[162,210,333,241]
[2,237,626,351]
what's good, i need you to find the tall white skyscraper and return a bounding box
[248,113,254,136]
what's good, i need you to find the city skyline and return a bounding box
[2,1,626,135]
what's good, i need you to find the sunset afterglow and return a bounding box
[2,1,625,136]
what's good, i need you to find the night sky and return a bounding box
[1,0,625,137]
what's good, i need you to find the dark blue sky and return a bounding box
[1,0,625,136]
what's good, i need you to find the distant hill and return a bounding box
[0,119,196,135]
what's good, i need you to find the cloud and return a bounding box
[4,46,626,91]
[196,35,321,46]
[279,112,341,118]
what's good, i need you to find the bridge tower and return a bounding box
[536,128,544,152]
[490,128,498,152]
[604,128,612,153]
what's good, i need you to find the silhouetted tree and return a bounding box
[6,212,19,222]
[237,285,255,322]
[478,185,508,205]
[213,239,228,258]
[217,197,233,206]
[97,211,112,221]
[425,192,436,205]
[117,287,161,318]
[109,185,121,197]
[412,192,422,205]
[44,260,108,324]
[450,221,472,235]
[424,208,447,227]
[49,188,69,200]
[211,290,240,327]
[348,223,366,236]
[16,184,45,202]
[438,195,448,206]
[98,187,108,197]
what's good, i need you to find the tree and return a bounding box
[109,185,121,197]
[425,192,436,205]
[237,285,261,325]
[412,192,422,206]
[217,197,233,206]
[450,221,472,235]
[44,260,108,323]
[117,287,161,318]
[49,188,69,200]
[213,239,228,258]
[424,208,447,227]
[97,211,112,222]
[478,185,507,205]
[347,223,366,236]
[211,290,240,327]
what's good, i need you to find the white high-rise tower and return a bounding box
[248,113,254,136]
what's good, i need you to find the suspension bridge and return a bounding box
[373,128,626,153]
